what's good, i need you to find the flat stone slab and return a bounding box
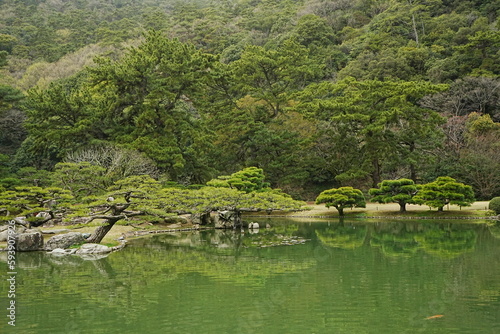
[41,229,70,234]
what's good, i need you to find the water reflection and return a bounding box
[315,223,367,249]
[0,221,491,270]
[0,220,499,334]
[488,221,500,239]
[315,221,480,258]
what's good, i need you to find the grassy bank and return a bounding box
[245,201,494,219]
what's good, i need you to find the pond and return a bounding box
[1,219,499,334]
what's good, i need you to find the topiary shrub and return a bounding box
[489,197,500,215]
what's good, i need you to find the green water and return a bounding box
[1,220,500,334]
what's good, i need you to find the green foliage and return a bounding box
[206,175,231,188]
[159,185,304,215]
[0,154,11,178]
[0,83,25,156]
[316,224,367,250]
[22,74,96,159]
[0,177,22,190]
[15,167,52,187]
[295,77,447,187]
[2,0,500,199]
[315,187,366,216]
[0,84,24,110]
[231,40,321,118]
[207,167,270,193]
[88,31,217,181]
[489,197,500,215]
[65,173,304,240]
[0,51,7,68]
[413,176,475,211]
[51,162,110,200]
[292,14,337,48]
[0,186,73,224]
[23,31,217,182]
[369,179,418,212]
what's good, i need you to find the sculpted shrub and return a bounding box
[413,176,475,211]
[316,187,366,216]
[489,197,500,215]
[369,179,418,212]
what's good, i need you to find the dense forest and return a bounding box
[1,0,499,200]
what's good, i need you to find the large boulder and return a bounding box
[0,228,8,242]
[15,230,44,251]
[214,210,242,229]
[14,217,29,228]
[248,222,260,229]
[73,244,114,260]
[45,232,86,251]
[190,212,212,225]
[0,223,21,242]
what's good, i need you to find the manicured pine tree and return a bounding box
[413,176,475,211]
[369,178,418,212]
[315,186,366,216]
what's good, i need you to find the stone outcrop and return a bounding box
[0,226,9,242]
[75,243,113,255]
[15,230,44,251]
[214,210,242,229]
[190,212,212,225]
[49,248,78,256]
[248,222,260,229]
[48,242,126,260]
[13,217,29,227]
[44,232,87,251]
[41,229,70,234]
[165,215,190,225]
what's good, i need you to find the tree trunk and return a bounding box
[399,202,407,212]
[337,207,344,216]
[372,158,381,188]
[408,142,418,182]
[411,13,419,46]
[408,0,420,47]
[86,219,119,244]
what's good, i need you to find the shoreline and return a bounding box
[245,215,497,220]
[0,201,496,250]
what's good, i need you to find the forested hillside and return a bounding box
[1,0,499,200]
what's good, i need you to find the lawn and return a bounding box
[246,201,494,219]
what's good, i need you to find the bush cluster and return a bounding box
[489,197,500,215]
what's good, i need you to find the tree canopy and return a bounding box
[315,186,366,216]
[413,176,475,211]
[0,0,499,200]
[369,179,419,212]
